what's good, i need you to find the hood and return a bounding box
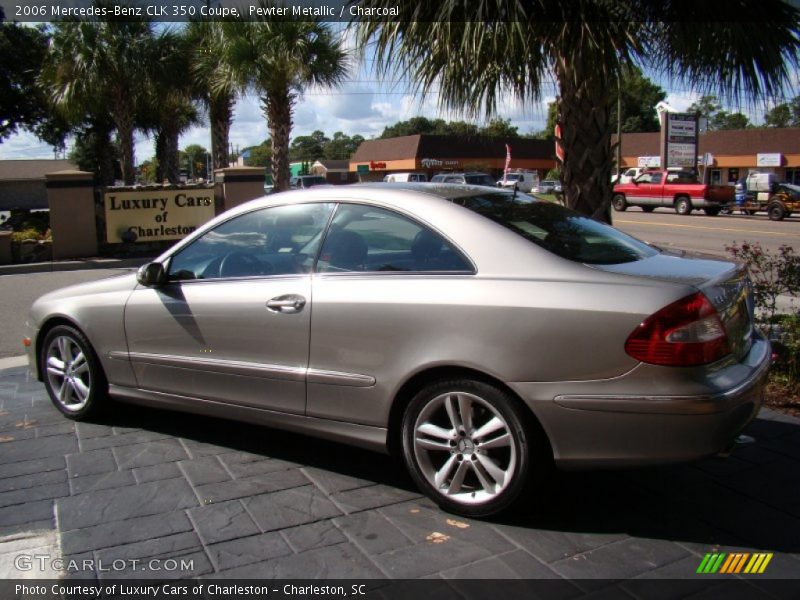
[34,272,138,305]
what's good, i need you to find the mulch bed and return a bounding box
[765,379,800,418]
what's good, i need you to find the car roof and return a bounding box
[158,183,588,280]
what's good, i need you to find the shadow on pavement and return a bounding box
[89,400,800,554]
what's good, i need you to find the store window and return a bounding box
[786,169,800,185]
[710,169,721,185]
[727,168,740,184]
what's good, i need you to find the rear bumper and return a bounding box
[517,337,771,469]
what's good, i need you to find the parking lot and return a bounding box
[1,357,800,590]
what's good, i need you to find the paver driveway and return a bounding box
[1,362,799,595]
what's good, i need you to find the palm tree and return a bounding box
[222,8,349,191]
[142,29,201,183]
[186,20,238,173]
[358,2,799,222]
[40,25,116,185]
[43,16,155,185]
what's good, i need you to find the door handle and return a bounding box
[266,294,306,313]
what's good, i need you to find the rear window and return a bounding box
[464,174,496,186]
[452,193,658,265]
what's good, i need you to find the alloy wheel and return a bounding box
[412,391,518,505]
[45,334,93,412]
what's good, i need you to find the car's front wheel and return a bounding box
[612,194,627,212]
[402,379,534,517]
[41,325,107,420]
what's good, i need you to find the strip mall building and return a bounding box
[616,127,800,185]
[349,128,800,185]
[349,135,555,181]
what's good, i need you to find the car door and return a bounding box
[630,172,662,207]
[124,202,335,414]
[307,203,474,427]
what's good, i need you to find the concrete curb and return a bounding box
[0,257,151,276]
[0,356,28,370]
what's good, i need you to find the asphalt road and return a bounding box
[613,207,799,257]
[0,269,133,359]
[0,209,795,359]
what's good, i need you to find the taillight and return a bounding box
[625,292,731,366]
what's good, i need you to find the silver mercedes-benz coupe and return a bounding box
[25,184,770,516]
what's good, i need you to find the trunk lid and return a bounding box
[594,250,755,361]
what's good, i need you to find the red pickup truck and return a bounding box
[612,170,734,216]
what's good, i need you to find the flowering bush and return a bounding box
[726,242,799,382]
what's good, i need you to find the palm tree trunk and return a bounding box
[210,93,233,172]
[554,62,614,224]
[94,121,116,187]
[164,127,180,184]
[155,132,166,183]
[116,106,137,185]
[264,89,294,192]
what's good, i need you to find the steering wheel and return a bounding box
[219,251,270,278]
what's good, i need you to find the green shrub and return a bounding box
[726,242,799,383]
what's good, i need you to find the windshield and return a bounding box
[452,193,658,265]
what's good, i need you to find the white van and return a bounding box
[383,172,428,183]
[497,172,537,192]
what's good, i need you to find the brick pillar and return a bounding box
[0,231,11,265]
[215,167,267,212]
[45,170,98,259]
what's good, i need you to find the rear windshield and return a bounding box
[452,193,658,264]
[464,174,496,186]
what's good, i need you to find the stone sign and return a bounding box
[104,187,215,243]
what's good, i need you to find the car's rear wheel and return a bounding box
[401,379,533,517]
[768,203,786,221]
[674,196,692,215]
[41,325,107,420]
[612,194,627,212]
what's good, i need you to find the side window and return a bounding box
[168,203,335,281]
[316,204,471,274]
[650,173,663,184]
[636,173,651,184]
[666,173,679,184]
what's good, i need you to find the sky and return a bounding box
[0,24,797,164]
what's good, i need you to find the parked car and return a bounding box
[533,180,562,194]
[290,175,329,189]
[26,184,769,517]
[496,172,537,192]
[612,169,735,215]
[430,172,496,187]
[384,172,428,183]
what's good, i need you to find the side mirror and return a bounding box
[137,262,167,287]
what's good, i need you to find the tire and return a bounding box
[611,194,627,212]
[40,325,107,420]
[704,207,720,216]
[674,196,692,215]
[401,379,536,517]
[768,203,786,221]
[641,206,656,213]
